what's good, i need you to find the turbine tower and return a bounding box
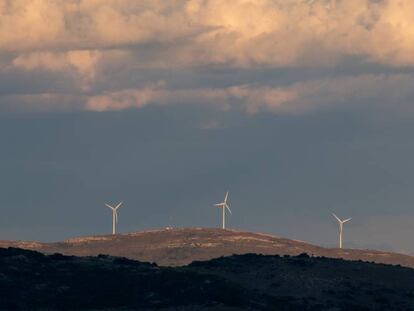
[332,213,351,249]
[105,202,122,235]
[214,191,231,229]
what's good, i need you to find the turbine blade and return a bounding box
[115,201,123,210]
[343,218,351,223]
[226,204,232,214]
[224,191,229,203]
[105,204,115,210]
[332,213,341,222]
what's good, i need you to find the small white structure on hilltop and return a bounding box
[332,213,351,249]
[214,191,232,229]
[105,202,123,235]
[307,0,336,10]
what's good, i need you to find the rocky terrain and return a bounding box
[1,228,414,267]
[0,247,413,310]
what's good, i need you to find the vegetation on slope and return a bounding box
[0,248,414,310]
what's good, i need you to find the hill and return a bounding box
[1,227,413,267]
[0,247,414,310]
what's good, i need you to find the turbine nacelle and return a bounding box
[105,201,123,211]
[332,213,351,224]
[214,191,231,214]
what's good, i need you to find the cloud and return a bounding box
[75,83,302,113]
[1,0,414,113]
[1,0,414,67]
[12,50,101,78]
[4,72,412,116]
[0,93,82,113]
[10,49,128,89]
[82,73,414,114]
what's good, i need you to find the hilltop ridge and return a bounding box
[1,227,413,267]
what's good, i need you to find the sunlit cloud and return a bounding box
[3,73,413,116]
[82,73,414,114]
[1,0,414,113]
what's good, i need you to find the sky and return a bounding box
[1,0,414,254]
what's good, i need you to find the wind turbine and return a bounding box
[105,202,122,235]
[214,191,231,229]
[332,213,351,249]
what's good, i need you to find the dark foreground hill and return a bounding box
[1,228,414,268]
[1,247,414,311]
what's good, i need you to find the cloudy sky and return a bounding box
[1,0,414,254]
